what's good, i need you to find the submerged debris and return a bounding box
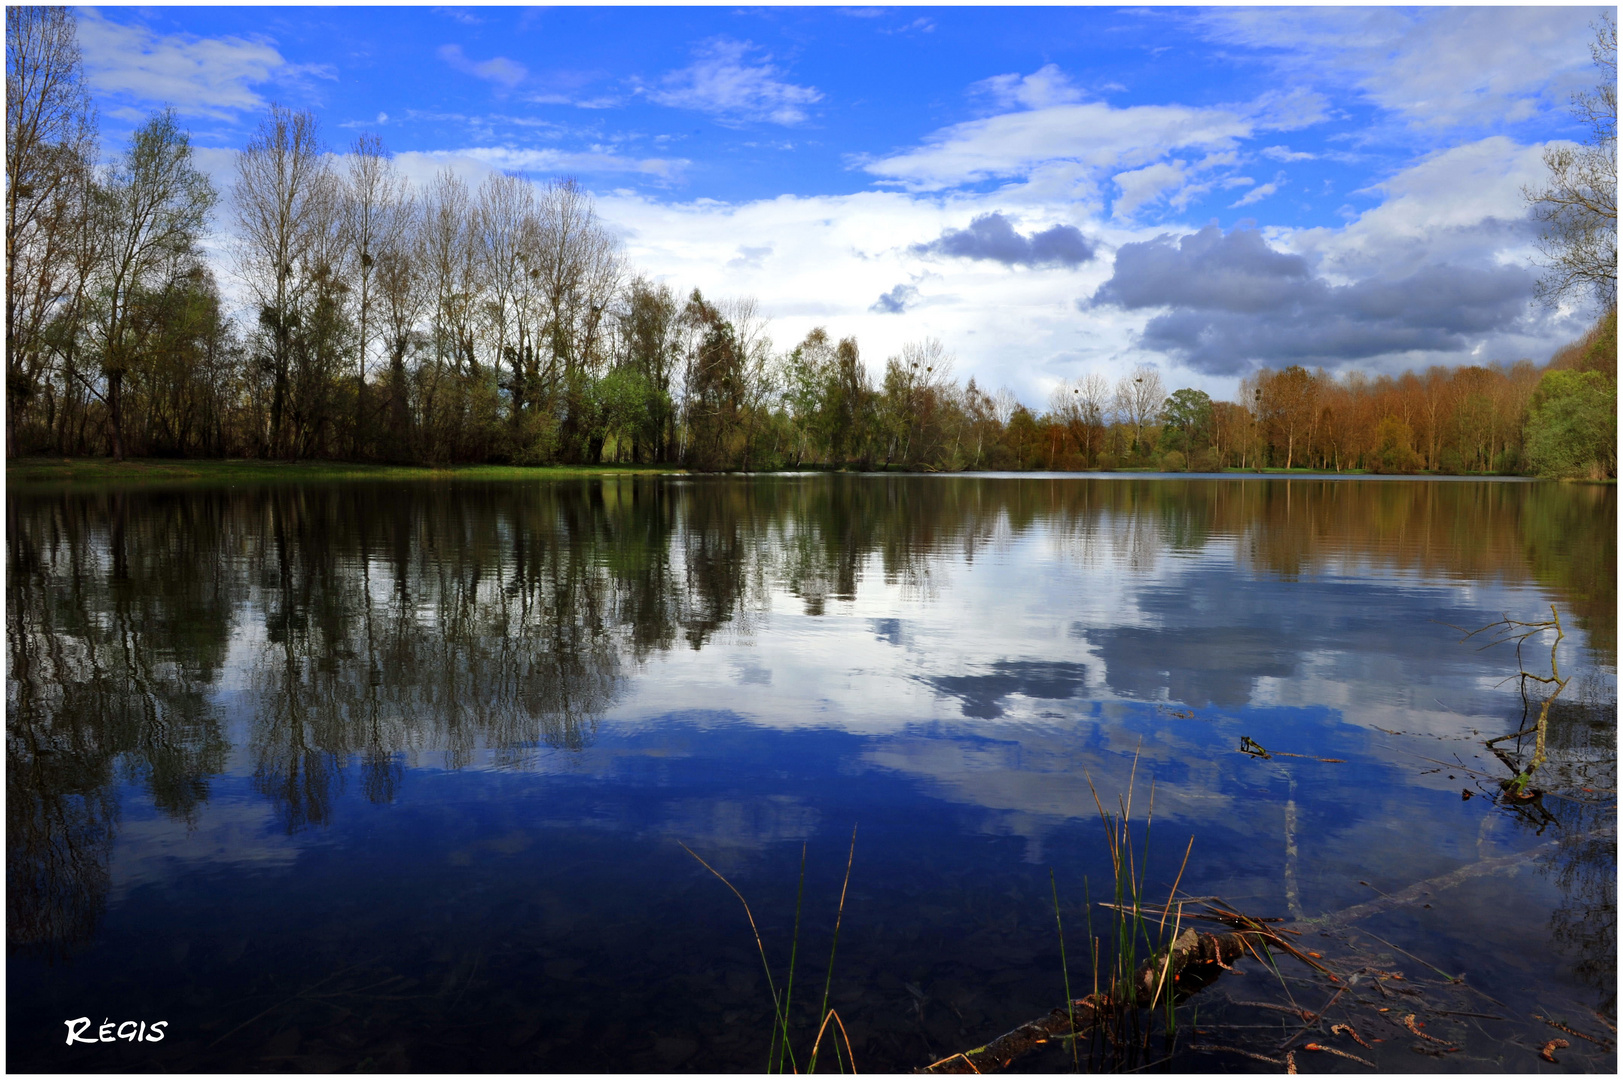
[919,905,1314,1074]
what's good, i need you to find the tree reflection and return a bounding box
[7,491,234,956]
[1534,679,1617,1012]
[6,475,1614,958]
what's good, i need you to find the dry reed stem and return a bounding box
[808,1008,857,1074]
[678,841,794,1065]
[808,825,859,1074]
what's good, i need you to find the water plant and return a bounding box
[680,825,858,1073]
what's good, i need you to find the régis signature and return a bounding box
[64,1018,167,1044]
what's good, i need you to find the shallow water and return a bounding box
[7,474,1616,1072]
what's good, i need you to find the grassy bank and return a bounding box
[8,457,1583,488]
[6,457,686,488]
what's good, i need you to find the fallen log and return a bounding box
[919,928,1253,1074]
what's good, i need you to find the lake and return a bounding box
[7,474,1615,1072]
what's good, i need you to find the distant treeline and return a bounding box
[7,9,1617,478]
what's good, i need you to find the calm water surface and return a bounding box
[7,475,1616,1072]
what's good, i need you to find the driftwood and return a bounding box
[919,928,1252,1074]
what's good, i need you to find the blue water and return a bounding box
[7,475,1614,1071]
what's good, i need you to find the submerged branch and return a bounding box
[918,927,1253,1074]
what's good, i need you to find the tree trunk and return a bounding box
[107,369,126,462]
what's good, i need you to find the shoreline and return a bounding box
[6,456,1591,487]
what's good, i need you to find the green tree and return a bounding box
[1524,368,1617,478]
[825,336,874,467]
[89,109,215,460]
[1372,415,1423,473]
[680,290,745,469]
[1159,387,1213,456]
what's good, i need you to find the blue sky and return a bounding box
[76,5,1611,404]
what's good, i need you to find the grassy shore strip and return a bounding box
[6,458,687,486]
[8,457,1590,487]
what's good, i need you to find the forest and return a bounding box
[7,8,1617,479]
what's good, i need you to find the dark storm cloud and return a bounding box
[927,660,1089,719]
[913,212,1096,268]
[1091,225,1316,312]
[1071,569,1527,711]
[1086,224,1535,376]
[871,282,919,314]
[1076,625,1296,709]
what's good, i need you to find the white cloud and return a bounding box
[863,100,1252,193]
[1229,173,1283,209]
[593,187,1163,405]
[645,39,822,126]
[1195,7,1602,130]
[1112,161,1187,218]
[526,91,626,110]
[437,44,529,90]
[432,7,484,26]
[973,63,1084,111]
[1262,145,1316,162]
[1297,136,1552,282]
[399,147,688,183]
[882,18,936,36]
[77,9,291,121]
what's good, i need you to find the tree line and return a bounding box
[6,8,1615,478]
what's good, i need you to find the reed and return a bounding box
[1068,758,1197,1072]
[682,824,859,1074]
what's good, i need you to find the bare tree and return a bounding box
[992,386,1019,427]
[474,173,535,409]
[89,109,216,460]
[232,105,334,456]
[719,294,776,468]
[421,168,478,380]
[374,196,424,458]
[1051,371,1110,465]
[1114,363,1165,455]
[6,5,97,455]
[529,177,621,453]
[1525,12,1616,311]
[342,133,412,454]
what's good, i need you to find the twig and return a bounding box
[1277,986,1345,1051]
[1302,1041,1375,1067]
[1535,1014,1615,1049]
[1403,1013,1456,1049]
[1188,1043,1283,1066]
[1330,1022,1372,1048]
